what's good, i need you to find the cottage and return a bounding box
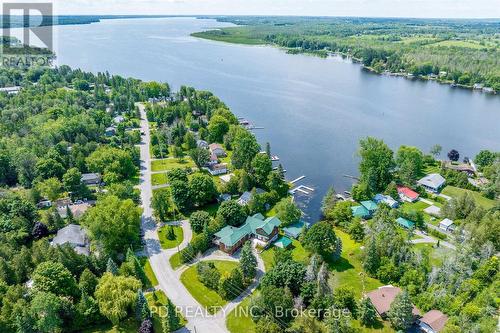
[0,86,21,95]
[418,174,446,193]
[105,126,116,137]
[81,173,102,186]
[282,220,306,239]
[237,188,265,206]
[439,218,455,232]
[373,194,399,208]
[418,310,448,333]
[397,186,420,202]
[57,202,91,219]
[219,173,234,183]
[209,143,226,157]
[213,214,281,253]
[113,115,125,124]
[351,205,370,219]
[361,200,378,215]
[36,200,52,209]
[51,224,90,256]
[207,163,228,176]
[208,152,219,165]
[218,193,231,202]
[424,205,441,217]
[197,140,209,149]
[444,162,475,176]
[397,217,415,229]
[366,285,420,318]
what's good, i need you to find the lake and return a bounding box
[43,17,500,221]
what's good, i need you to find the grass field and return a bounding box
[414,243,453,267]
[169,252,182,270]
[82,319,138,333]
[151,157,196,172]
[260,238,309,271]
[328,229,384,298]
[180,260,239,313]
[151,172,168,186]
[158,225,184,249]
[139,257,158,289]
[226,291,257,333]
[441,186,495,209]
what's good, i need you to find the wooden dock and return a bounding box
[290,176,306,184]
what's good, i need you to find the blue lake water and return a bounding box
[47,17,499,221]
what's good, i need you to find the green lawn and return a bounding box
[140,257,159,288]
[441,186,495,209]
[151,157,196,172]
[180,260,239,313]
[169,252,182,270]
[145,290,186,331]
[158,225,184,249]
[414,243,454,267]
[400,200,430,213]
[328,229,384,298]
[226,291,257,333]
[151,172,168,186]
[260,238,309,271]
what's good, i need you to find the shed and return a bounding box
[439,218,455,232]
[274,236,293,249]
[396,217,415,229]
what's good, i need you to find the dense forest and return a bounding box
[193,16,500,90]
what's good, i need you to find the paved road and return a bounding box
[137,103,260,332]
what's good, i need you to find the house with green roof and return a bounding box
[361,200,378,215]
[396,217,415,229]
[274,236,293,249]
[213,214,282,253]
[351,205,370,219]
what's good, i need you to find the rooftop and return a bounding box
[397,185,420,200]
[361,200,378,211]
[274,236,293,249]
[439,218,454,227]
[418,173,446,190]
[396,217,415,229]
[419,310,448,332]
[214,214,281,247]
[282,220,306,238]
[351,205,370,218]
[366,285,420,317]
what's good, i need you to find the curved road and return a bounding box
[137,103,263,332]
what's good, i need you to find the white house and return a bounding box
[0,86,21,95]
[51,224,90,256]
[206,163,228,176]
[237,188,266,206]
[417,174,446,193]
[439,218,455,232]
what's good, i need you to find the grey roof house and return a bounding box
[417,173,446,193]
[81,173,102,186]
[51,224,90,256]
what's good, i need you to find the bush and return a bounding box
[197,262,221,290]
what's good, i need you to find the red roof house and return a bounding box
[397,186,420,202]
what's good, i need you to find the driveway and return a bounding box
[137,103,259,332]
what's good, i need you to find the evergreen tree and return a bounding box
[387,291,414,331]
[265,142,271,158]
[106,258,119,275]
[316,263,331,297]
[66,205,74,223]
[359,296,377,326]
[135,290,150,321]
[332,236,342,262]
[240,241,257,280]
[161,299,180,333]
[363,238,380,276]
[305,254,321,282]
[166,225,176,240]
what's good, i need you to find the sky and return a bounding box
[4,0,500,18]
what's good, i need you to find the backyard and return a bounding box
[151,157,196,172]
[180,260,240,313]
[441,185,495,209]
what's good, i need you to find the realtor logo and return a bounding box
[2,2,53,54]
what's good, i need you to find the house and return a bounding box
[418,310,448,333]
[105,126,116,137]
[81,173,102,186]
[274,236,293,249]
[482,87,495,94]
[54,198,72,208]
[113,115,125,124]
[361,200,378,215]
[366,285,420,318]
[424,205,441,217]
[418,174,446,193]
[237,188,266,206]
[51,224,90,256]
[207,163,228,176]
[36,200,52,209]
[209,143,226,157]
[218,193,231,202]
[439,218,455,232]
[282,220,306,239]
[57,202,91,219]
[397,217,415,229]
[397,186,420,202]
[373,194,399,208]
[208,152,219,165]
[197,140,208,149]
[0,86,21,95]
[219,173,234,183]
[444,162,475,176]
[351,205,370,219]
[213,214,282,253]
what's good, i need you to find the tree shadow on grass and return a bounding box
[326,256,355,273]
